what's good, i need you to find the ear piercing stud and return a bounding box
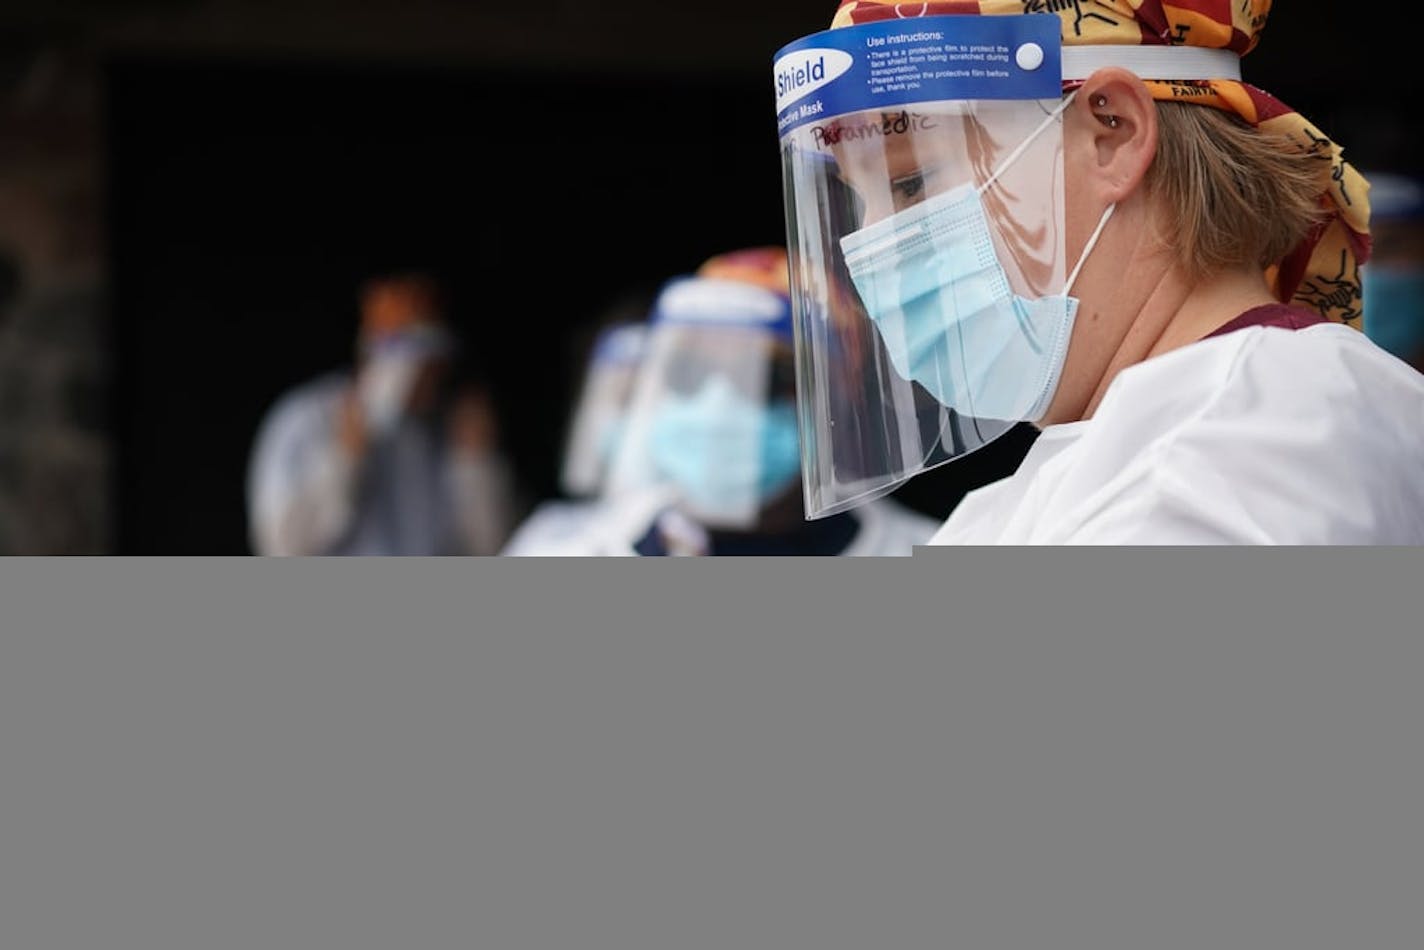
[1092,95,1120,127]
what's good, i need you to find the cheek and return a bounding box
[857,195,895,227]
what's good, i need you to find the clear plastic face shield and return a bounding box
[604,277,802,530]
[560,323,651,497]
[776,14,1098,519]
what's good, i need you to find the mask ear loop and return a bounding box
[1064,202,1116,296]
[962,87,1116,296]
[951,95,1071,444]
[960,91,1114,435]
[976,89,1080,196]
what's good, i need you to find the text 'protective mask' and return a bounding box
[840,92,1115,423]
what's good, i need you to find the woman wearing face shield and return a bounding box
[539,248,940,556]
[777,1,1424,544]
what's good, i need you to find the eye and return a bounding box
[889,163,951,211]
[891,172,927,204]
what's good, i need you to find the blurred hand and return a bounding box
[337,385,368,460]
[455,387,506,458]
[449,387,499,456]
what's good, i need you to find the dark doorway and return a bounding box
[107,59,798,553]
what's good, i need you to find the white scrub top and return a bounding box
[501,499,609,556]
[534,490,939,557]
[931,324,1424,545]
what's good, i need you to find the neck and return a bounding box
[1143,267,1278,357]
[1046,254,1275,426]
[1086,265,1274,418]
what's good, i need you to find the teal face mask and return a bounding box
[840,94,1114,422]
[649,376,803,520]
[1364,265,1424,361]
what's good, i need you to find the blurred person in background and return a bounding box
[1362,172,1424,372]
[247,272,517,556]
[501,319,650,555]
[775,1,1424,544]
[537,248,939,556]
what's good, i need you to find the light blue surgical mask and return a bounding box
[649,375,803,520]
[840,94,1114,422]
[1363,265,1424,361]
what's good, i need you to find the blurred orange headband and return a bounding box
[697,247,792,299]
[360,275,445,339]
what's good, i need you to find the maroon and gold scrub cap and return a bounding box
[831,1,1371,324]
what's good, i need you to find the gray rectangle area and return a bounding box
[2,555,1420,950]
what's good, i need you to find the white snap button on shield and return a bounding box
[1016,43,1045,71]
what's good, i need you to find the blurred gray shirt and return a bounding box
[247,374,514,556]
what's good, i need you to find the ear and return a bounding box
[1070,68,1158,205]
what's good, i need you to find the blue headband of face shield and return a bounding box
[591,323,650,366]
[651,276,795,345]
[361,323,456,362]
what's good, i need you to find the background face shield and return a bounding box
[774,15,1066,519]
[560,324,649,498]
[605,319,801,531]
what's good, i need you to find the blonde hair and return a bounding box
[1147,102,1331,280]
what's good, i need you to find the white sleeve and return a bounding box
[929,327,1424,546]
[247,393,361,556]
[1048,449,1274,545]
[501,503,588,557]
[506,489,678,557]
[1047,330,1424,546]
